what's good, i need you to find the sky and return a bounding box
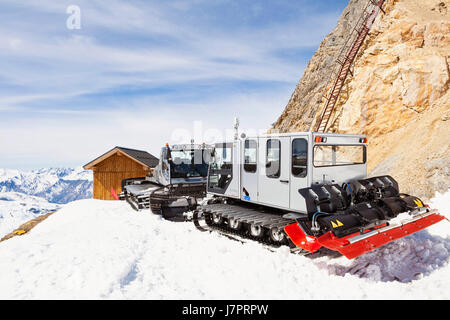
[0,0,349,170]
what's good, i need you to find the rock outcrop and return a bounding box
[272,0,449,200]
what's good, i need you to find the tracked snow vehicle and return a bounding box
[121,142,211,220]
[195,132,445,259]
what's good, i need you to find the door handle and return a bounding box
[280,180,289,183]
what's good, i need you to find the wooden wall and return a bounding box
[92,152,148,200]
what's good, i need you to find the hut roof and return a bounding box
[83,146,159,170]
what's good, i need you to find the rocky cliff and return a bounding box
[272,0,449,200]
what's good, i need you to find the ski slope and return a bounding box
[0,191,449,299]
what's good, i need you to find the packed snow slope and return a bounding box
[0,191,448,299]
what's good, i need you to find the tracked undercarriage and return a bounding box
[148,182,205,220]
[196,201,294,244]
[193,201,313,255]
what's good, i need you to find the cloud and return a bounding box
[0,0,345,169]
[0,88,292,168]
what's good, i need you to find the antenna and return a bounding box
[233,117,240,140]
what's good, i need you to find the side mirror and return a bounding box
[164,147,172,161]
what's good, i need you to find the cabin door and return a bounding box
[240,138,258,202]
[257,136,290,209]
[289,135,309,212]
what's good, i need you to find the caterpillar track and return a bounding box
[193,202,310,254]
[149,182,205,214]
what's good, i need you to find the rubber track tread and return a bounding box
[198,203,296,246]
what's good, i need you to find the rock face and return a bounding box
[272,0,449,200]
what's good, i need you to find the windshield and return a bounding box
[170,149,209,178]
[210,144,232,171]
[313,145,365,167]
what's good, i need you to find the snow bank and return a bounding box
[0,191,448,299]
[429,189,450,217]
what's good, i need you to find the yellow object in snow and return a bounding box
[14,230,26,235]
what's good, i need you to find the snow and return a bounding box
[0,168,21,180]
[61,166,93,181]
[0,191,448,299]
[0,192,60,238]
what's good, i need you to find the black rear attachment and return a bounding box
[298,175,425,238]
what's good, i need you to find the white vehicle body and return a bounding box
[207,132,367,213]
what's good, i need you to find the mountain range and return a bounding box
[0,167,93,237]
[0,167,93,204]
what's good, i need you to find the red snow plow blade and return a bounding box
[284,209,445,259]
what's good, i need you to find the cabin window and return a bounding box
[292,138,308,177]
[244,139,257,173]
[313,145,366,167]
[266,139,280,178]
[208,143,233,193]
[209,144,232,171]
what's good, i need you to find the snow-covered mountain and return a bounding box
[0,167,93,204]
[0,167,93,238]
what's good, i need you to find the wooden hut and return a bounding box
[83,146,159,200]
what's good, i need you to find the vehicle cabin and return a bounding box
[83,146,159,200]
[207,132,367,213]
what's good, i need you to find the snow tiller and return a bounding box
[284,176,445,259]
[196,131,446,259]
[120,142,212,221]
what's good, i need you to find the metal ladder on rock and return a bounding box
[314,0,386,133]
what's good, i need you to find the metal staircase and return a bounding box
[314,0,386,132]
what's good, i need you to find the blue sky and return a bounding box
[0,0,349,169]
